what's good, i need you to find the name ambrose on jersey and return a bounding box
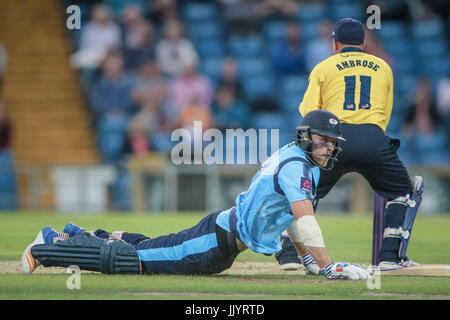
[336,59,380,71]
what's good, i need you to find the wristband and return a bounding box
[300,253,314,266]
[323,262,334,279]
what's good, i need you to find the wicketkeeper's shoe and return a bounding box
[20,226,69,274]
[63,222,86,237]
[275,235,301,270]
[377,258,420,271]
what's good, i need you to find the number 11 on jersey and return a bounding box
[343,75,371,110]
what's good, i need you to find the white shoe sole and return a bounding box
[280,263,300,271]
[20,230,44,274]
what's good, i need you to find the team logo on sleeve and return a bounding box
[300,177,312,192]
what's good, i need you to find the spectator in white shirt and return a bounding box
[71,4,121,69]
[155,19,198,78]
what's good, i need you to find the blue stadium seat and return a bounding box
[98,131,126,163]
[280,94,303,113]
[376,21,407,40]
[386,113,405,135]
[327,0,355,4]
[237,57,271,77]
[419,57,449,77]
[251,112,286,154]
[0,150,17,210]
[104,0,146,18]
[296,4,327,23]
[111,168,131,211]
[384,40,411,58]
[329,4,364,22]
[412,18,446,39]
[396,140,418,165]
[416,39,448,58]
[97,115,129,133]
[262,21,287,45]
[229,35,265,57]
[195,39,225,58]
[186,21,224,41]
[283,109,303,133]
[200,57,224,82]
[415,130,449,164]
[393,58,415,75]
[300,22,321,42]
[395,75,417,95]
[251,112,285,130]
[242,74,277,101]
[280,75,309,94]
[183,2,219,22]
[96,116,129,162]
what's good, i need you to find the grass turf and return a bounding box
[0,211,449,300]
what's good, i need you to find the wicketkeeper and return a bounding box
[276,18,424,272]
[21,110,370,280]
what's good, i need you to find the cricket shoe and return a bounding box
[63,222,86,237]
[20,226,69,274]
[377,258,420,271]
[275,235,301,270]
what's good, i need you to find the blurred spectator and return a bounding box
[155,19,199,78]
[122,19,155,71]
[220,0,262,36]
[217,57,243,99]
[125,82,168,155]
[258,0,301,21]
[0,99,17,210]
[91,51,135,120]
[126,117,151,155]
[0,99,11,154]
[177,98,214,135]
[0,43,7,94]
[402,78,441,136]
[132,59,167,93]
[120,4,146,49]
[363,27,394,69]
[146,0,179,27]
[211,85,251,131]
[270,21,307,76]
[437,77,450,118]
[436,77,450,139]
[305,20,333,73]
[71,4,121,69]
[166,59,214,119]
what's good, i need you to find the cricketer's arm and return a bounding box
[287,199,331,269]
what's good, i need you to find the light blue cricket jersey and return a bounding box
[216,142,320,254]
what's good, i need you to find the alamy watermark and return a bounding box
[66,5,81,30]
[366,5,381,30]
[66,265,81,290]
[366,269,381,290]
[171,121,280,165]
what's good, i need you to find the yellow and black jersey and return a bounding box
[299,47,393,132]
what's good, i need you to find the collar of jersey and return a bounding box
[339,47,362,53]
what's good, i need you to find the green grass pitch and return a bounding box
[0,211,449,300]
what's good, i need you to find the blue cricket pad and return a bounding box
[31,233,140,274]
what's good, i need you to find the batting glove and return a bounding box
[323,262,371,280]
[299,253,321,275]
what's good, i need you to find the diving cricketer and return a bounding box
[21,110,370,280]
